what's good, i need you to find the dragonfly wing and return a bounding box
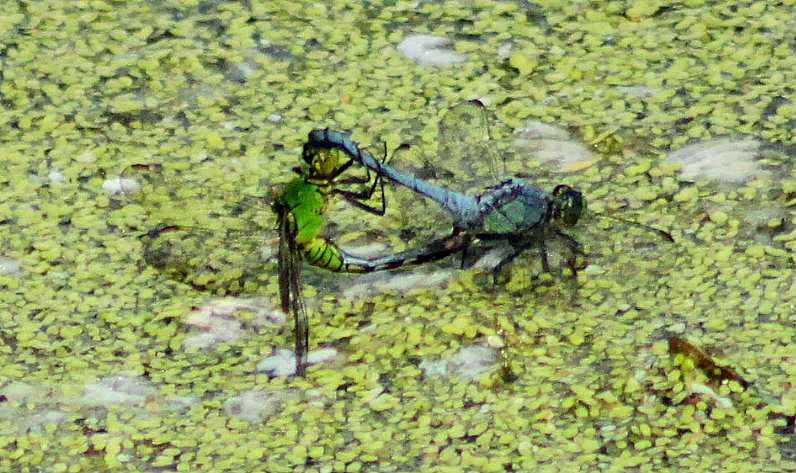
[437,100,513,191]
[278,217,308,376]
[121,162,278,294]
[340,101,514,264]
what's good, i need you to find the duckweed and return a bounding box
[1,0,795,471]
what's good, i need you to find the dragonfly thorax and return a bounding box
[475,178,549,234]
[550,185,585,227]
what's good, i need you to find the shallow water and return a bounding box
[1,1,795,471]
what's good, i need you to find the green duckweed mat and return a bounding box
[0,1,794,471]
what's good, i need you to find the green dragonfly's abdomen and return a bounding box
[302,231,467,274]
[274,177,357,272]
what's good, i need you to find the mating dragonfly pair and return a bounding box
[134,100,672,376]
[275,100,657,376]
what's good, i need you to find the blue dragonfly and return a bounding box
[307,101,594,277]
[308,100,674,279]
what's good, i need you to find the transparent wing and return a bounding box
[391,100,511,194]
[438,100,581,189]
[119,162,278,294]
[277,214,308,376]
[370,101,514,248]
[437,99,507,191]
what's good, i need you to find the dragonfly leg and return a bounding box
[477,227,583,280]
[553,229,586,275]
[335,170,386,216]
[458,231,474,269]
[334,141,389,184]
[334,142,389,216]
[537,238,551,274]
[490,241,534,284]
[472,232,544,282]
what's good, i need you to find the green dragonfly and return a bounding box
[273,140,471,375]
[124,137,469,377]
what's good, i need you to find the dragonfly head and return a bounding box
[551,185,585,227]
[301,143,343,180]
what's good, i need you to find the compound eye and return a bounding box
[301,143,318,165]
[552,185,585,227]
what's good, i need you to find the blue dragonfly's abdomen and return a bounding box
[307,128,483,229]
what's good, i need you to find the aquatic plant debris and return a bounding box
[514,120,595,171]
[182,297,285,349]
[666,139,763,184]
[668,336,749,389]
[1,0,795,471]
[420,344,498,381]
[223,389,294,422]
[396,34,466,65]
